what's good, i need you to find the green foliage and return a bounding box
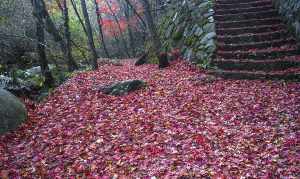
[148,56,159,64]
[0,64,4,74]
[69,16,88,49]
[12,69,44,88]
[12,65,75,89]
[47,0,90,65]
[28,75,45,88]
[172,26,185,42]
[197,58,211,69]
[51,66,73,84]
[0,16,8,24]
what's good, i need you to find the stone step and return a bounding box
[216,18,282,28]
[215,5,274,15]
[213,0,299,80]
[216,24,286,36]
[215,10,278,22]
[213,56,300,71]
[217,30,290,44]
[217,38,296,51]
[217,48,299,60]
[208,68,300,80]
[215,0,272,9]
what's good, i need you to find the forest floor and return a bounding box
[0,60,299,178]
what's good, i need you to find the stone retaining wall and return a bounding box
[273,0,300,39]
[161,0,216,66]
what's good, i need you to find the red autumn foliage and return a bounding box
[97,0,120,15]
[194,134,207,145]
[101,18,128,37]
[0,60,299,177]
[96,0,142,38]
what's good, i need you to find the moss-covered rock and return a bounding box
[99,80,146,96]
[0,89,27,134]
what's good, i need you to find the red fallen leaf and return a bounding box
[36,164,47,178]
[262,171,276,179]
[0,170,9,179]
[194,134,207,145]
[75,164,86,173]
[147,146,164,156]
[216,128,224,136]
[223,114,232,120]
[212,173,227,179]
[22,98,36,110]
[118,175,130,179]
[284,137,297,147]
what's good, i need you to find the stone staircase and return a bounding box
[210,0,300,80]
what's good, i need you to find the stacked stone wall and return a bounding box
[273,0,300,39]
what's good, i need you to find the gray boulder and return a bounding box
[99,80,146,96]
[0,89,27,134]
[25,64,55,76]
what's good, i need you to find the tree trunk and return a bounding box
[32,0,54,87]
[140,0,169,68]
[37,22,54,87]
[123,0,147,29]
[80,0,98,70]
[122,0,135,56]
[113,34,126,58]
[62,0,78,71]
[69,0,91,65]
[94,0,110,58]
[70,0,88,36]
[155,0,163,17]
[38,0,78,72]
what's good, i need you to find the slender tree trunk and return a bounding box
[37,23,54,87]
[62,0,78,71]
[70,39,90,64]
[32,0,54,87]
[123,0,147,29]
[70,0,88,36]
[69,0,90,65]
[80,0,98,70]
[156,0,163,7]
[154,0,163,18]
[140,0,161,52]
[120,0,135,56]
[113,33,126,58]
[140,0,169,68]
[94,0,110,58]
[39,0,78,71]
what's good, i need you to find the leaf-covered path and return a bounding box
[1,60,299,178]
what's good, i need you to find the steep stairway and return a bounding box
[211,0,300,80]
